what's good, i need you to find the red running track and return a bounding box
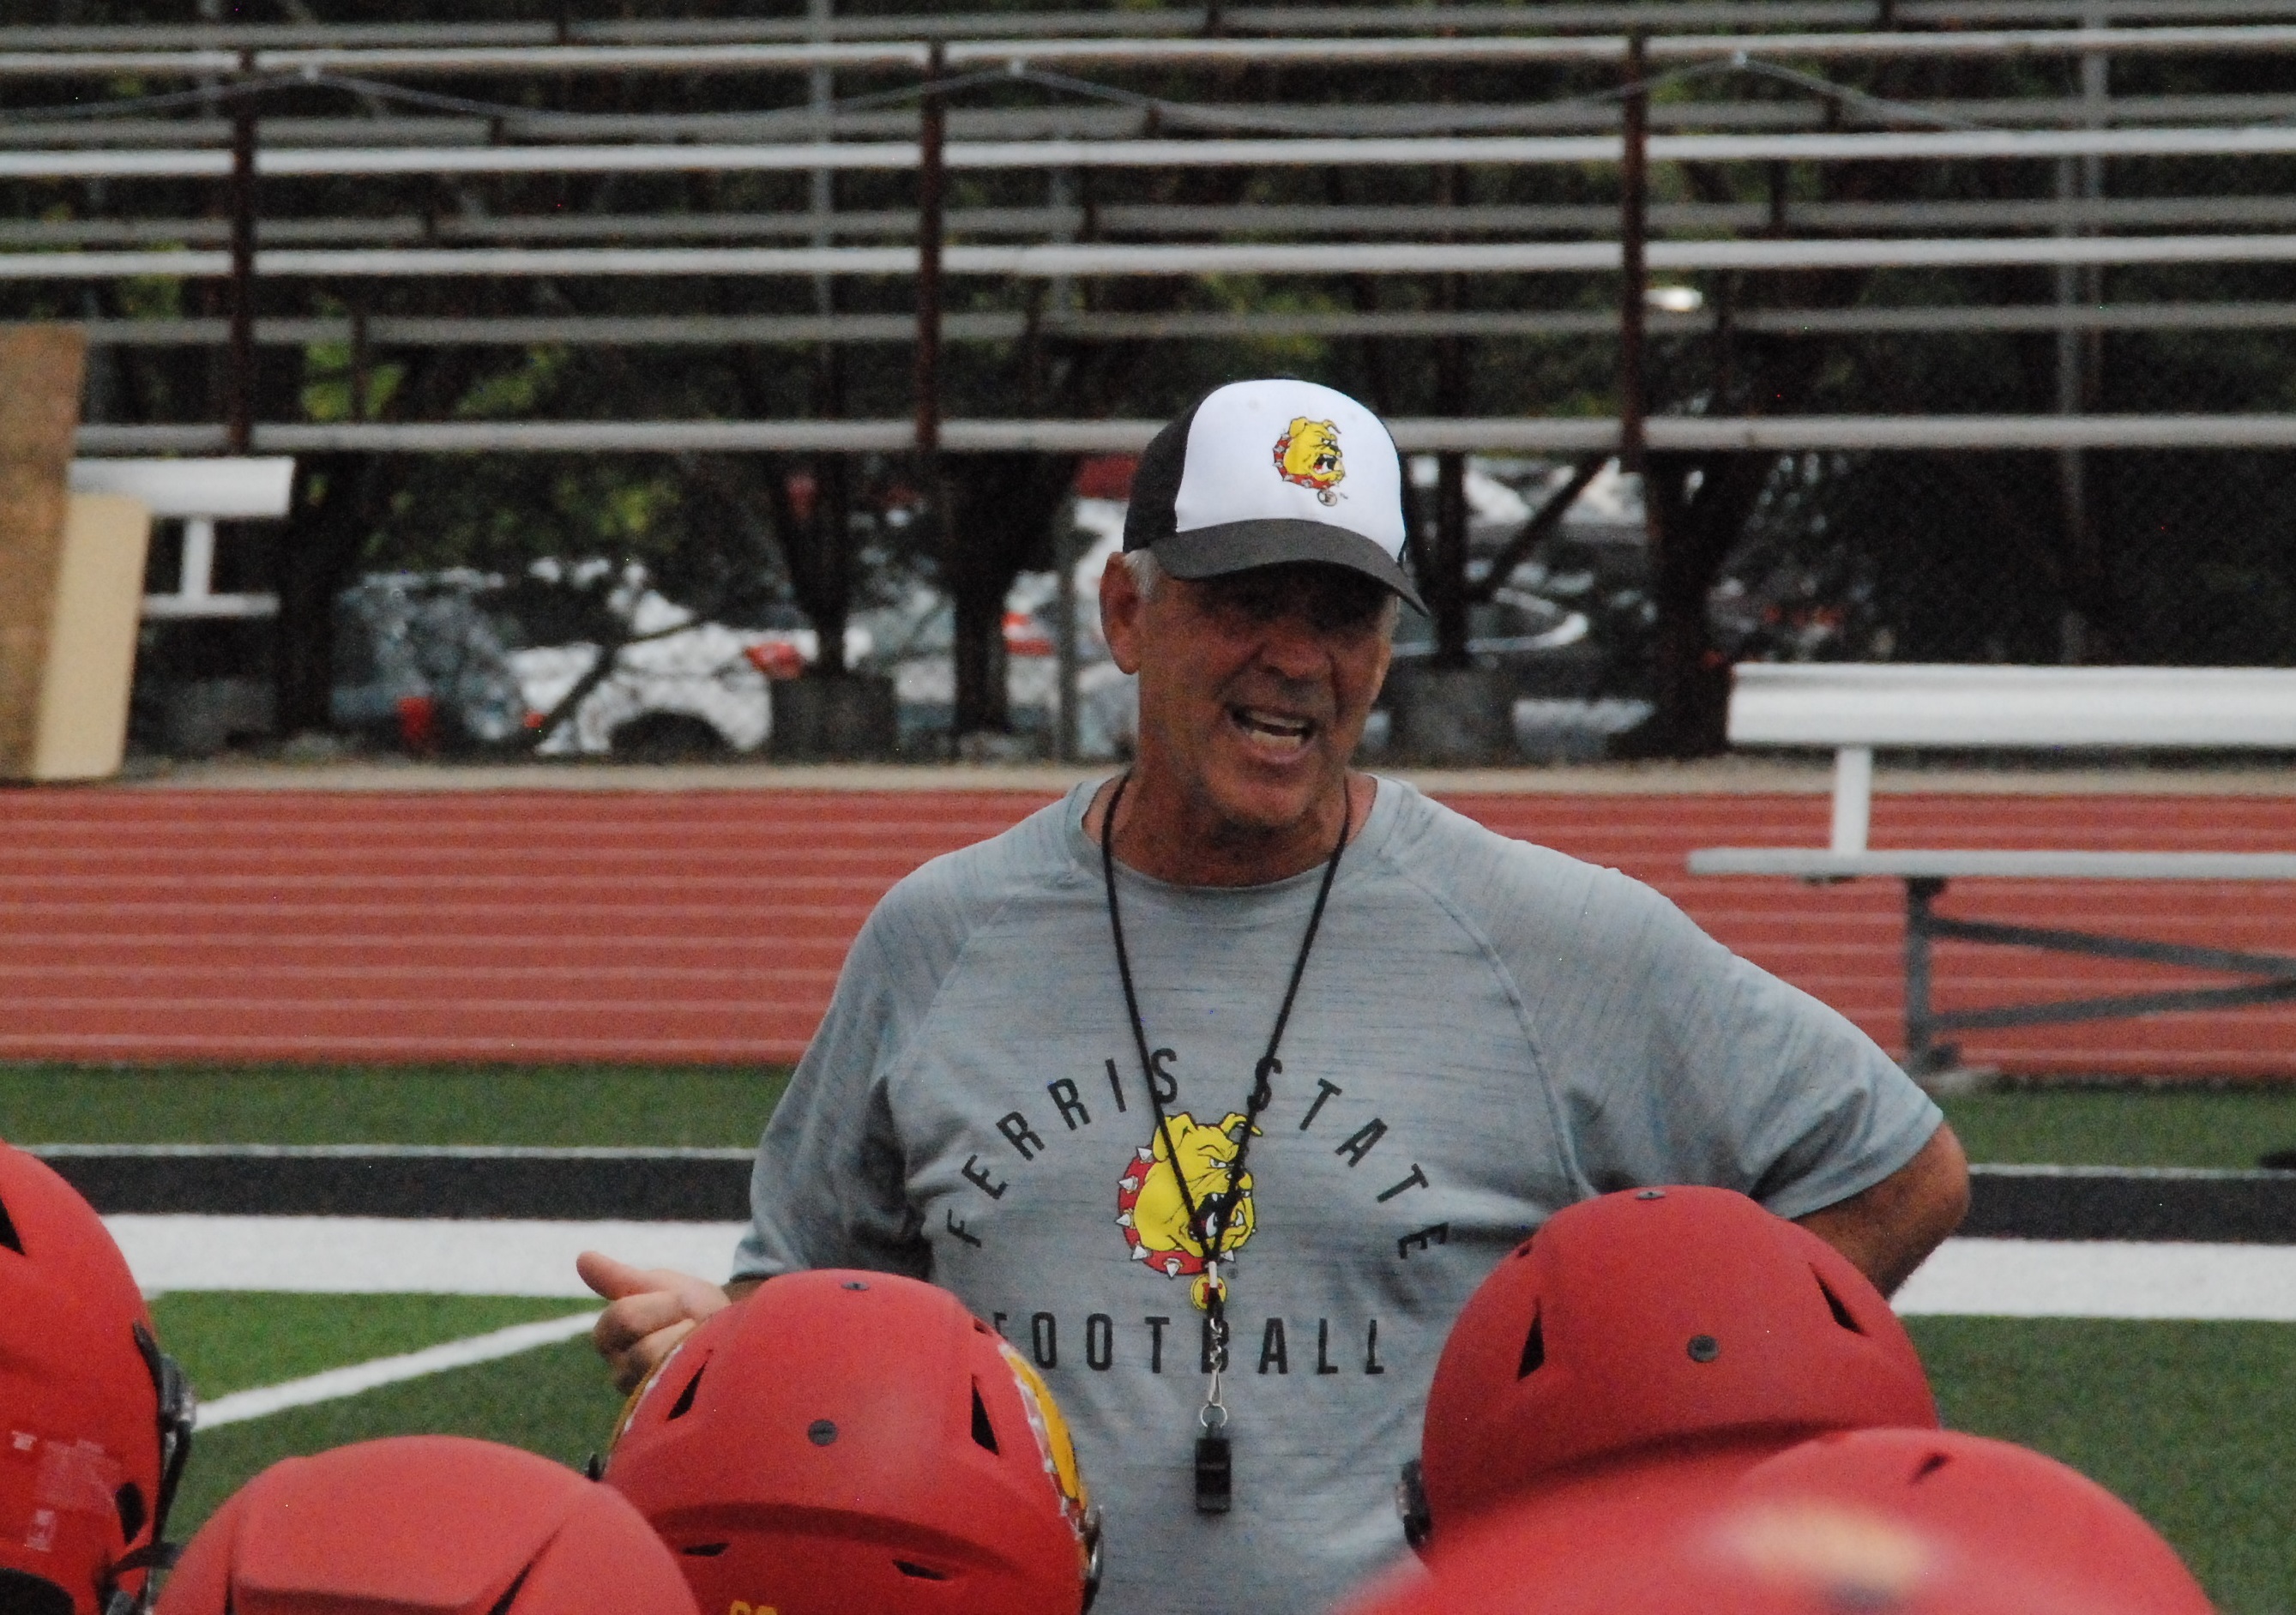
[2,788,2293,1076]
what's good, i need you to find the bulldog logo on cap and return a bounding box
[1272,418,1345,505]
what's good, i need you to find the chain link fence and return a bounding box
[1380,446,2296,762]
[1720,448,2296,672]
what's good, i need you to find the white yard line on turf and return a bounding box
[196,1311,602,1430]
[105,1215,748,1297]
[1893,1238,2296,1321]
[104,1219,2296,1321]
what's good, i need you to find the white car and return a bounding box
[503,561,803,757]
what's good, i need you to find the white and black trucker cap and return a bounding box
[1123,378,1426,613]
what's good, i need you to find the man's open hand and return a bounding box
[576,1250,734,1394]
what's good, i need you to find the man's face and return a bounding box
[1103,558,1395,837]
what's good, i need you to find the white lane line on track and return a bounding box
[106,1215,747,1298]
[1894,1238,2296,1321]
[196,1311,602,1431]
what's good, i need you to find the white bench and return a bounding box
[1687,664,2296,1073]
[68,457,296,620]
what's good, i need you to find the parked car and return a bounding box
[334,561,807,758]
[332,572,529,750]
[851,582,1066,752]
[1388,588,1598,698]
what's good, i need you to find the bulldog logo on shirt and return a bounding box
[1115,1112,1259,1309]
[1272,418,1345,505]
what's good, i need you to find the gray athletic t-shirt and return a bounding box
[736,778,1938,1615]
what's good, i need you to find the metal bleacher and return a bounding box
[11,2,2296,456]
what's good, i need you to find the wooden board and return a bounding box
[0,325,87,776]
[27,494,153,781]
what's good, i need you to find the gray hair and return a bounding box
[1121,547,1165,599]
[1123,547,1400,635]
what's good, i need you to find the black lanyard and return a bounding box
[1098,771,1351,1513]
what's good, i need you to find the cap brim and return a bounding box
[1153,520,1427,615]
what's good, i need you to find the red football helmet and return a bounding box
[1407,1185,1936,1550]
[1341,1482,2098,1615]
[0,1142,194,1615]
[154,1437,699,1615]
[606,1269,1101,1615]
[1734,1429,2214,1614]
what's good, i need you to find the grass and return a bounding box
[0,1064,787,1148]
[12,1064,2296,1168]
[12,1064,2296,1171]
[1909,1317,2296,1612]
[1937,1086,2296,1171]
[169,1338,623,1539]
[148,1293,593,1400]
[32,1066,2296,1606]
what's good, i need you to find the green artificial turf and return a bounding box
[0,1064,786,1147]
[149,1293,594,1400]
[1908,1317,2296,1612]
[15,1064,2296,1168]
[21,1064,2296,1601]
[169,1338,624,1538]
[1938,1086,2296,1171]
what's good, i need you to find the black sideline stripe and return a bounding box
[32,1152,2296,1241]
[1958,1166,2296,1246]
[36,1148,752,1222]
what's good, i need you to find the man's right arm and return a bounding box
[580,865,961,1393]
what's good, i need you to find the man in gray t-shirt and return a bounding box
[582,379,1968,1615]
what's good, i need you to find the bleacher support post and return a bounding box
[1829,744,1874,854]
[227,98,257,455]
[1903,877,1949,1075]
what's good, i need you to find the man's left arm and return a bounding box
[1795,1120,1969,1296]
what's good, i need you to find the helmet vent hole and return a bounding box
[666,1363,706,1421]
[1813,1271,1864,1335]
[970,1381,999,1453]
[1516,1311,1546,1377]
[1912,1452,1953,1485]
[115,1482,147,1544]
[680,1544,729,1558]
[894,1562,950,1582]
[0,1194,20,1256]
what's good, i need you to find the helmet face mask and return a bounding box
[0,1145,195,1615]
[116,1323,196,1600]
[608,1271,1100,1615]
